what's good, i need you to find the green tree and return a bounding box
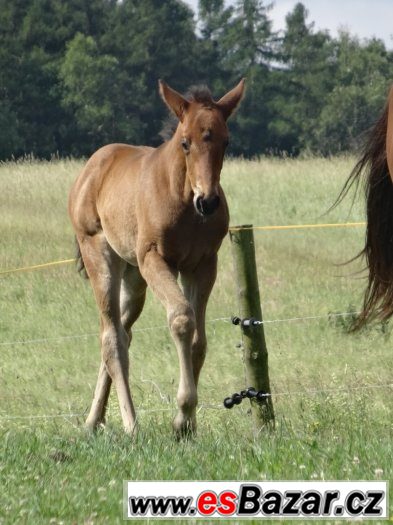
[0,101,22,159]
[60,33,126,153]
[0,0,112,158]
[101,0,199,146]
[220,0,275,72]
[198,0,233,42]
[314,33,393,153]
[271,2,334,154]
[1,0,392,159]
[197,0,233,92]
[205,0,277,156]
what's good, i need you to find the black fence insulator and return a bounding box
[232,393,242,405]
[223,387,271,409]
[223,397,234,409]
[231,316,262,327]
[246,387,257,398]
[257,391,270,400]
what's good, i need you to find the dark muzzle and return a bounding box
[195,195,220,216]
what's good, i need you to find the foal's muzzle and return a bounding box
[195,194,220,216]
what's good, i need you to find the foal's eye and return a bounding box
[181,138,190,153]
[224,138,229,148]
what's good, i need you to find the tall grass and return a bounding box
[0,157,391,524]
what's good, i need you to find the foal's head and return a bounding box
[159,79,245,216]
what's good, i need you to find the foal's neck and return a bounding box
[163,127,192,202]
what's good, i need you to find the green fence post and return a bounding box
[230,225,275,430]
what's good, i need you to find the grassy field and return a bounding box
[0,157,392,524]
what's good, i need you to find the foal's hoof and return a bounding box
[85,417,106,434]
[124,421,138,439]
[173,413,196,439]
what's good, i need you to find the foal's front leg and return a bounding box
[139,249,197,435]
[181,255,217,388]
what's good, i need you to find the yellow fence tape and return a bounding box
[229,221,366,232]
[0,258,76,276]
[0,222,366,276]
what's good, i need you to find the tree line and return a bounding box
[0,0,392,160]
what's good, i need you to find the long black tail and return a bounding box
[74,237,89,279]
[339,100,393,327]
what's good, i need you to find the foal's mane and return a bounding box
[186,85,214,105]
[159,85,214,141]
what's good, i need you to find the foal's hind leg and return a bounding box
[85,265,146,430]
[78,234,137,434]
[85,348,112,430]
[120,265,147,337]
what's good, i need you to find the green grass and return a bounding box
[0,157,392,524]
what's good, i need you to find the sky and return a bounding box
[185,0,393,49]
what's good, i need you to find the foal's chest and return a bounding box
[158,214,228,271]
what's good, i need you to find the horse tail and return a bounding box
[74,236,89,279]
[349,87,393,328]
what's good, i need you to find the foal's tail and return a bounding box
[338,88,393,328]
[74,237,89,279]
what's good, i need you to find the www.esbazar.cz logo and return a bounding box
[123,481,388,519]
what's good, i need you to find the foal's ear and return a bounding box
[217,78,246,120]
[159,80,189,122]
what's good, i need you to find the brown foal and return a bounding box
[68,79,245,435]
